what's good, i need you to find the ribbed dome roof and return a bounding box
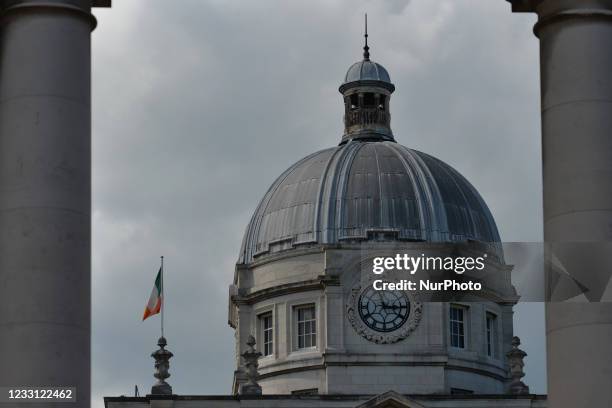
[344,60,392,84]
[239,140,501,264]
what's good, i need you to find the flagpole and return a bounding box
[160,255,164,339]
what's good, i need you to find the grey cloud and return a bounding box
[91,1,545,406]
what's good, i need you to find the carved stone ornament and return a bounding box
[239,335,262,396]
[347,280,422,344]
[150,336,173,395]
[506,336,530,395]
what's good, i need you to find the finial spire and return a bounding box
[363,13,370,60]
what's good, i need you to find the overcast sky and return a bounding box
[91,1,544,406]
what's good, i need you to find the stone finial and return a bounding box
[507,336,530,395]
[151,336,173,395]
[239,335,262,395]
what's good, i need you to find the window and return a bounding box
[378,94,386,110]
[486,312,497,358]
[259,312,273,357]
[295,304,316,349]
[450,305,466,349]
[363,92,375,107]
[350,94,359,110]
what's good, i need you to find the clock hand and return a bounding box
[375,292,389,309]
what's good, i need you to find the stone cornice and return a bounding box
[507,0,542,13]
[0,0,109,30]
[104,394,547,403]
[507,0,612,36]
[232,278,337,305]
[256,358,509,383]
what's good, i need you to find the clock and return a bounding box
[358,286,410,332]
[347,281,422,344]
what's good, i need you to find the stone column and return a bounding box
[232,302,252,394]
[505,1,612,407]
[0,1,109,407]
[239,335,263,396]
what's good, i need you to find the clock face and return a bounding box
[358,286,410,332]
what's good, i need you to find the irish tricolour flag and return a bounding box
[142,267,163,321]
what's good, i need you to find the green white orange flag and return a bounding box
[142,267,163,321]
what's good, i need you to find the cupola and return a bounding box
[339,15,395,144]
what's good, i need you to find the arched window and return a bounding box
[363,92,375,107]
[350,94,359,111]
[379,94,387,110]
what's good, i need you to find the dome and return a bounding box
[239,140,501,264]
[344,60,392,84]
